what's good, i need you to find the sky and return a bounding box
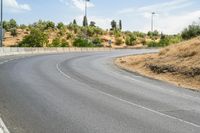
[4,0,200,34]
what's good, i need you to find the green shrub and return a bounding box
[73,38,94,47]
[92,37,103,47]
[10,28,17,37]
[19,28,48,47]
[181,24,200,40]
[147,41,159,47]
[57,22,65,29]
[125,34,136,46]
[115,37,123,45]
[51,38,61,47]
[61,39,69,47]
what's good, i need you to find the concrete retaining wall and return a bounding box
[0,47,112,56]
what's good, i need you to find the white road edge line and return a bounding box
[57,64,200,128]
[56,63,71,79]
[0,118,10,133]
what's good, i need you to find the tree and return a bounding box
[3,21,9,31]
[90,21,96,27]
[57,22,65,29]
[19,28,48,47]
[83,16,88,27]
[45,21,55,29]
[111,20,117,30]
[3,19,18,31]
[73,19,77,25]
[9,19,17,29]
[119,20,122,30]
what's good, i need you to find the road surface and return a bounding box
[0,50,200,133]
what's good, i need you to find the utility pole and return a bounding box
[151,12,155,32]
[0,0,3,47]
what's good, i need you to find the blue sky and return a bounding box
[4,0,200,34]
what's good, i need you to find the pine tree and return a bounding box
[119,20,122,30]
[73,19,77,25]
[83,16,88,27]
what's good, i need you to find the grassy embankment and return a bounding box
[116,37,200,90]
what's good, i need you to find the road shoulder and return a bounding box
[115,54,200,91]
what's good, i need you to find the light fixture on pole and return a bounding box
[151,12,156,32]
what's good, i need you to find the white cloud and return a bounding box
[138,0,192,13]
[139,10,200,34]
[5,0,31,12]
[118,0,199,34]
[60,0,94,11]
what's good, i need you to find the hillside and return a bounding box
[2,19,165,48]
[116,37,200,90]
[3,28,149,48]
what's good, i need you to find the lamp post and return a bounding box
[151,12,155,32]
[0,0,3,47]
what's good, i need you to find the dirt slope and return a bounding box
[116,37,200,90]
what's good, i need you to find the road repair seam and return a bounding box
[0,118,10,133]
[56,63,71,79]
[57,64,200,128]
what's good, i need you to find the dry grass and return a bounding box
[116,37,200,90]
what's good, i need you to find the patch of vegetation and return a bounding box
[181,24,200,40]
[148,35,182,47]
[73,38,95,47]
[19,28,48,47]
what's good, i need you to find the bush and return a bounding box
[19,28,48,47]
[61,39,69,47]
[125,34,136,46]
[10,28,17,37]
[47,38,69,47]
[92,37,103,47]
[115,37,123,45]
[147,35,182,47]
[147,41,159,47]
[73,38,94,47]
[57,22,65,29]
[51,38,61,47]
[181,24,200,40]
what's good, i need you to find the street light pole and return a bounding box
[151,12,155,32]
[0,0,3,47]
[85,0,87,18]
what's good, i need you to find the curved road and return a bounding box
[0,50,200,133]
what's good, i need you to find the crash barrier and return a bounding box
[0,47,113,56]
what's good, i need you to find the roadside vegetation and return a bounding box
[3,18,200,49]
[116,19,200,90]
[0,18,184,48]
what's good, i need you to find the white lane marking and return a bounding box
[56,63,71,79]
[0,118,10,133]
[96,90,200,128]
[58,65,200,128]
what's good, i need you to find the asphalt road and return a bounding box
[0,50,200,133]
